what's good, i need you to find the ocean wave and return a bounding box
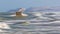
[0,12,60,34]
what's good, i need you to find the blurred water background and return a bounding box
[0,7,60,34]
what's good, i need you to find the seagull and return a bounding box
[10,8,28,17]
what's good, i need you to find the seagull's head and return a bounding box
[19,8,26,12]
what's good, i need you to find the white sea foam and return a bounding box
[0,22,11,29]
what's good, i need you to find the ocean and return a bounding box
[0,12,60,34]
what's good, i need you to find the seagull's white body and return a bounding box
[21,13,28,16]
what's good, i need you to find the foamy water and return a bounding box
[0,12,60,34]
